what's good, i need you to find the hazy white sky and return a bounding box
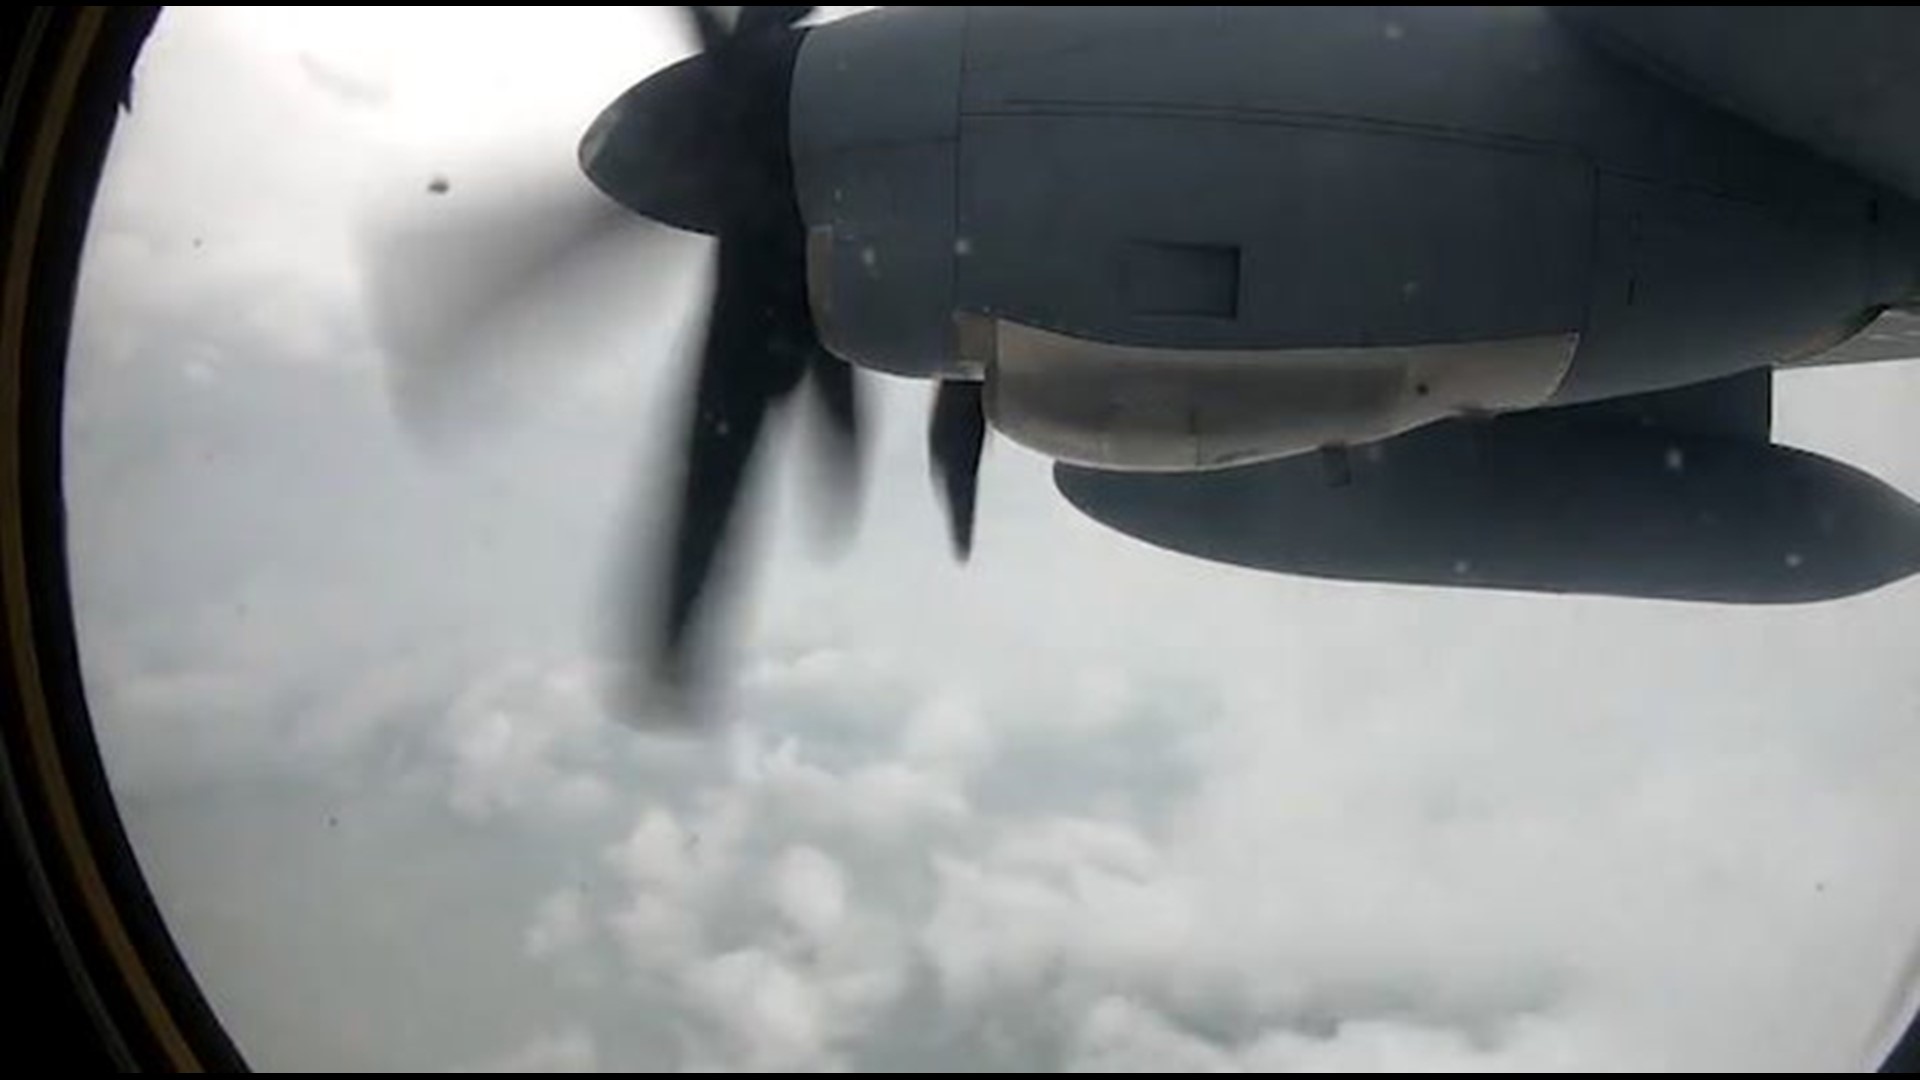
[65,7,1920,1071]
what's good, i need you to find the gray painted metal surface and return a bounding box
[780,6,1920,600]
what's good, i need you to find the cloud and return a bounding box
[466,611,1920,1071]
[607,888,705,975]
[297,51,391,109]
[1069,997,1234,1072]
[770,845,849,942]
[433,661,620,822]
[681,949,838,1071]
[481,1027,600,1073]
[900,690,994,776]
[742,736,973,845]
[604,807,698,891]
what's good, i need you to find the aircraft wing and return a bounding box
[1553,7,1920,202]
[1056,369,1920,604]
[1522,368,1773,443]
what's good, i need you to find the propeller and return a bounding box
[929,380,987,560]
[361,168,681,447]
[364,6,988,717]
[577,4,873,703]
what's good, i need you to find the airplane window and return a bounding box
[64,6,1920,1071]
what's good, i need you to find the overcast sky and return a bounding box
[63,7,1920,1072]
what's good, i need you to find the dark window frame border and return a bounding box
[1,7,245,1071]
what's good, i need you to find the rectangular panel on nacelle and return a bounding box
[956,112,1594,350]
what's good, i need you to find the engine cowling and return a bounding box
[974,318,1576,471]
[790,7,1913,472]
